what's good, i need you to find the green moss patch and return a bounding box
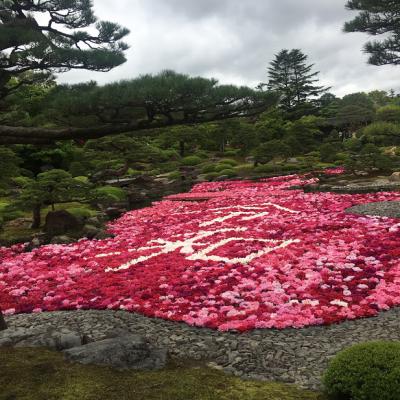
[0,348,323,400]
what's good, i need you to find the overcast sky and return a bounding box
[58,0,400,97]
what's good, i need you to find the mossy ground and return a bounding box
[0,348,324,400]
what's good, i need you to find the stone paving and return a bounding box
[6,308,400,389]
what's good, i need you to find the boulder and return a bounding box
[94,231,114,240]
[215,175,230,182]
[86,217,102,227]
[44,210,82,236]
[50,235,75,245]
[0,327,84,350]
[105,207,127,219]
[82,224,101,239]
[64,335,167,370]
[389,172,400,182]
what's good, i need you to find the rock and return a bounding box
[82,224,101,239]
[389,172,400,182]
[86,217,102,227]
[215,175,230,182]
[6,218,32,229]
[64,335,167,370]
[245,156,255,163]
[44,210,82,236]
[0,327,84,350]
[287,158,299,164]
[94,231,114,240]
[50,235,75,245]
[105,207,127,219]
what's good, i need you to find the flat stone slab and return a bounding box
[346,201,400,219]
[0,327,84,350]
[64,334,167,370]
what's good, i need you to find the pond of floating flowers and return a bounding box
[1,169,400,331]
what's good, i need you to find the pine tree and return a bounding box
[266,49,328,113]
[344,0,400,65]
[0,0,130,99]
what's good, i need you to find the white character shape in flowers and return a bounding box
[99,202,300,273]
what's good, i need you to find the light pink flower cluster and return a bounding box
[1,172,400,331]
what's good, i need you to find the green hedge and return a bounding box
[323,341,400,400]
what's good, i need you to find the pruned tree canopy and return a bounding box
[0,71,279,145]
[344,0,400,65]
[0,2,278,145]
[0,0,130,98]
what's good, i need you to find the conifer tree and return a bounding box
[344,0,400,65]
[266,49,328,112]
[0,0,130,99]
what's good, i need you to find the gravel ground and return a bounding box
[346,201,400,219]
[6,308,400,390]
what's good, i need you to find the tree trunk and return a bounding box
[179,140,185,157]
[0,311,7,331]
[31,204,41,229]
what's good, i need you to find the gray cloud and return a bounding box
[57,0,400,97]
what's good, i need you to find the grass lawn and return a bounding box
[0,348,324,400]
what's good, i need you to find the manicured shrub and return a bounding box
[218,169,237,178]
[376,105,400,123]
[362,122,400,146]
[181,156,202,166]
[214,163,233,172]
[2,210,25,222]
[204,172,220,180]
[194,150,209,159]
[223,149,240,157]
[320,143,339,163]
[127,168,142,177]
[323,341,400,400]
[219,159,238,167]
[254,164,280,174]
[66,207,96,219]
[168,171,182,180]
[334,152,348,162]
[73,176,89,183]
[69,161,87,177]
[12,176,32,188]
[234,164,254,175]
[201,164,216,174]
[95,186,127,202]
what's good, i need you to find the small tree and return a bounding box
[253,140,291,166]
[17,169,91,228]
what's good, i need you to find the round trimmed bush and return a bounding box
[219,158,238,167]
[201,164,216,174]
[217,169,237,178]
[204,172,220,181]
[181,156,202,166]
[323,341,400,400]
[214,163,236,172]
[66,207,96,219]
[168,171,182,180]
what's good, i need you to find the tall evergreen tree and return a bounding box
[344,0,400,65]
[265,49,328,112]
